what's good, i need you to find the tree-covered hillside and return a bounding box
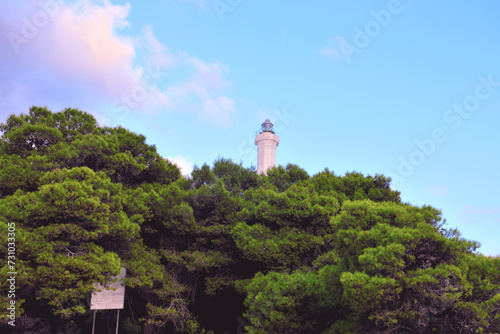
[1,107,499,334]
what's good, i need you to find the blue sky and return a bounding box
[1,0,499,255]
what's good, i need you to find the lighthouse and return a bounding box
[255,119,280,175]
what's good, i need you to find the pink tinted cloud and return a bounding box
[426,185,448,197]
[0,0,236,127]
[33,0,138,96]
[166,155,194,177]
[461,206,500,216]
[0,0,139,115]
[459,206,500,224]
[137,26,178,71]
[187,56,230,91]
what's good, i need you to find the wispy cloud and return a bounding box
[177,0,208,8]
[161,53,235,127]
[426,185,448,197]
[0,0,235,127]
[459,206,500,224]
[319,36,347,61]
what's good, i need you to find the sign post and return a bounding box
[90,267,126,334]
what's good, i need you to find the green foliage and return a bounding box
[191,158,258,194]
[239,193,498,333]
[183,318,215,334]
[243,270,332,333]
[262,163,310,192]
[0,165,162,320]
[212,157,258,193]
[0,106,181,190]
[233,222,324,270]
[0,107,179,332]
[0,106,98,155]
[0,154,51,196]
[311,169,401,204]
[191,163,216,188]
[238,182,339,233]
[1,107,498,334]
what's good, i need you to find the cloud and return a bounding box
[166,155,194,177]
[138,25,178,71]
[188,56,230,91]
[3,0,137,95]
[0,0,235,127]
[459,206,500,224]
[461,206,500,216]
[177,0,208,8]
[319,36,347,61]
[160,54,235,127]
[426,185,448,197]
[320,46,341,59]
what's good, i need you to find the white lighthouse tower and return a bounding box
[255,119,280,175]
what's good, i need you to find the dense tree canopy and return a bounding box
[1,107,499,334]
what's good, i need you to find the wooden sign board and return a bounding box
[90,267,126,310]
